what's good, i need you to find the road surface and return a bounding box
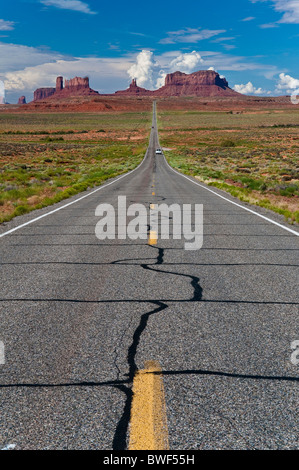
[0,102,298,450]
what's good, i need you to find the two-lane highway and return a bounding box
[0,102,298,449]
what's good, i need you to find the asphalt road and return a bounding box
[0,102,298,450]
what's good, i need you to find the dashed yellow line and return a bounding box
[148,230,157,245]
[129,361,169,450]
[152,191,155,196]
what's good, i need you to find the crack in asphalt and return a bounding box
[112,244,203,449]
[142,247,203,301]
[112,300,168,450]
[113,314,135,382]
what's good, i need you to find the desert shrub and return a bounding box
[277,184,299,196]
[238,177,263,190]
[43,136,64,142]
[13,205,28,216]
[221,139,236,148]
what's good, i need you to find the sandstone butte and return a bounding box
[17,96,26,105]
[154,71,239,97]
[116,71,240,97]
[21,70,291,112]
[33,75,99,101]
[32,70,240,102]
[115,78,155,96]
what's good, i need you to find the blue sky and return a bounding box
[1,0,299,102]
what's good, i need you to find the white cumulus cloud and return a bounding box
[233,81,266,95]
[169,51,204,73]
[156,71,167,89]
[128,50,205,89]
[127,50,159,90]
[276,72,299,93]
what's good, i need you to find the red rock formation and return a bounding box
[33,76,98,102]
[33,87,56,101]
[114,71,241,98]
[31,70,242,104]
[56,76,63,92]
[55,76,98,98]
[115,79,154,96]
[18,96,26,105]
[154,70,239,97]
[64,76,89,90]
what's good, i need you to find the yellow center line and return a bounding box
[152,191,155,196]
[129,361,169,450]
[148,230,157,245]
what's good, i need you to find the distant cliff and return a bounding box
[115,79,154,96]
[31,69,246,105]
[64,76,89,90]
[18,96,26,105]
[115,70,241,97]
[34,87,56,101]
[33,76,98,102]
[155,70,238,97]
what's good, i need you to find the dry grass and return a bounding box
[0,111,151,223]
[158,109,299,223]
